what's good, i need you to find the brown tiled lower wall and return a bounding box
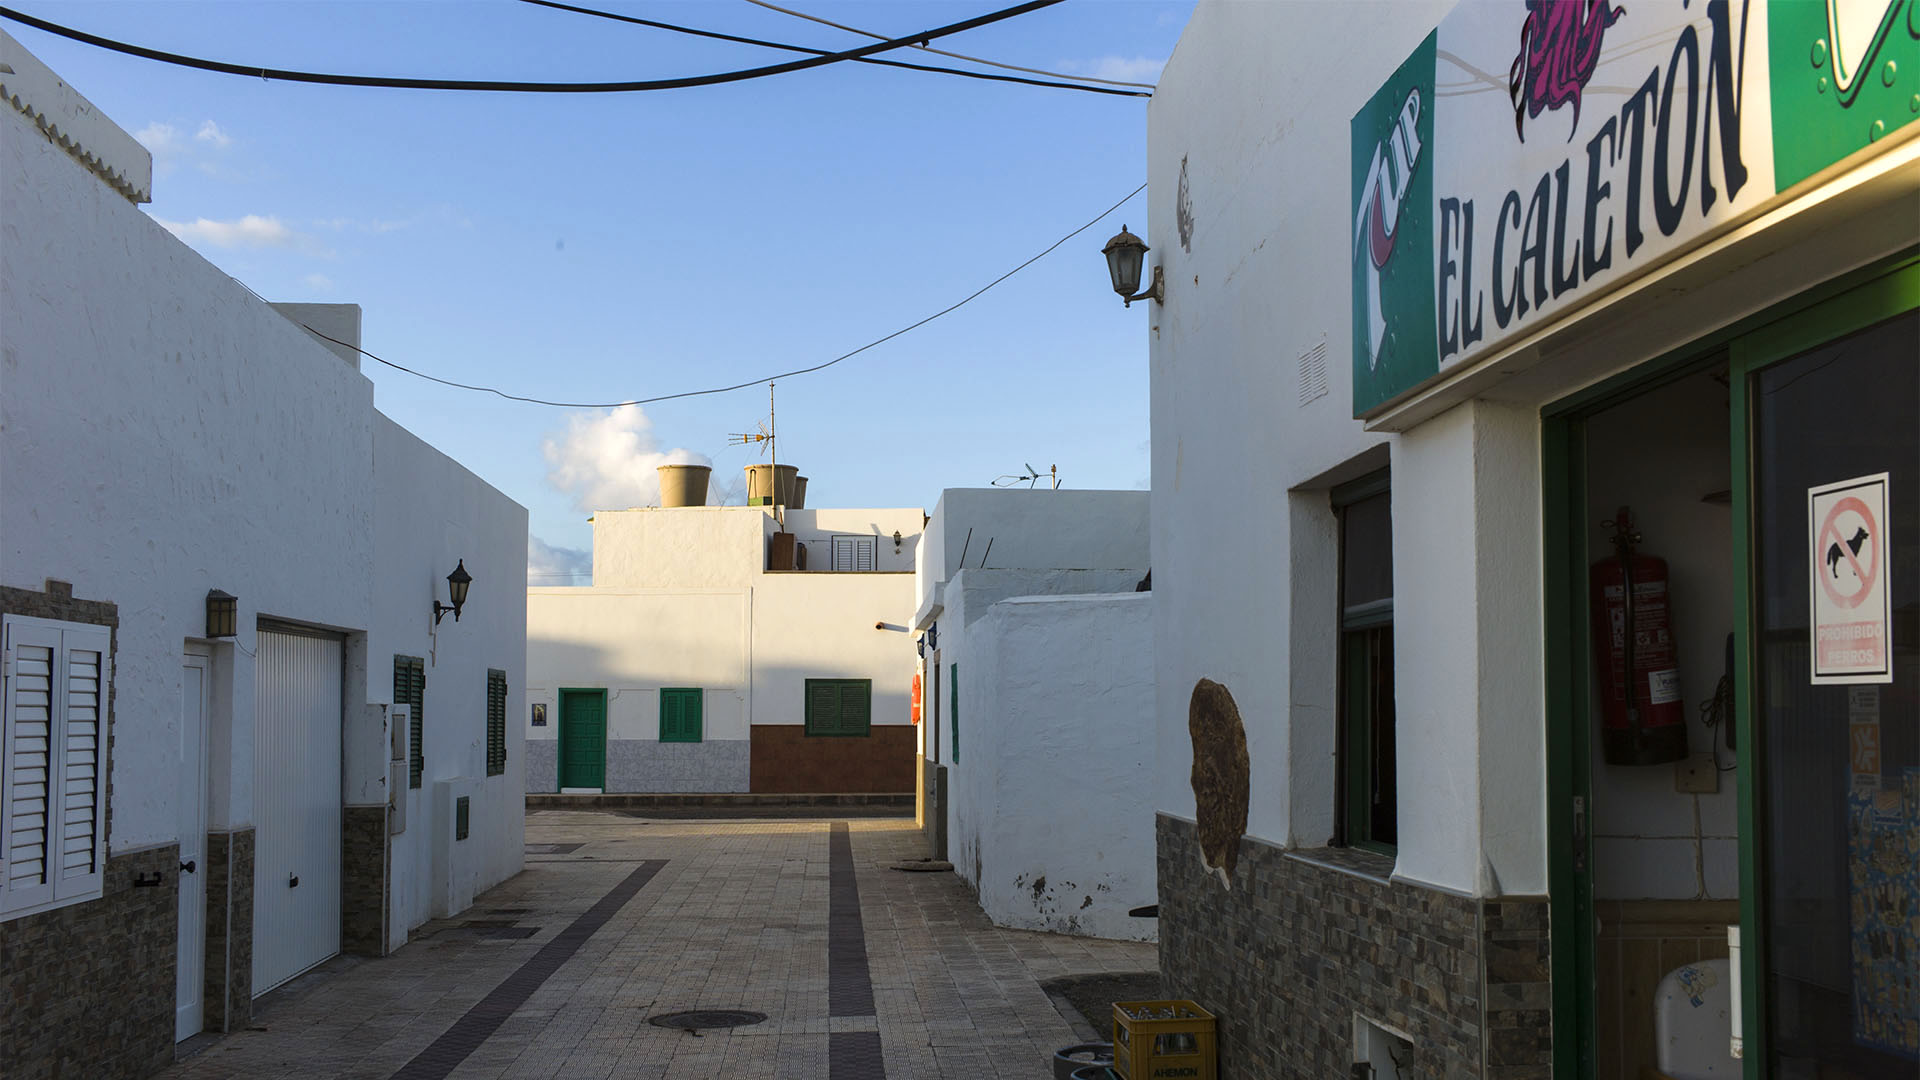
[0,844,179,1080]
[1157,814,1553,1080]
[342,805,388,957]
[749,724,916,793]
[204,828,255,1033]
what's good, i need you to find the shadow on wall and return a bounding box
[1189,678,1249,886]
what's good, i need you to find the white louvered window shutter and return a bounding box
[2,616,109,917]
[56,628,106,900]
[830,536,877,572]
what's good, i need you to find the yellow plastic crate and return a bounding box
[1112,999,1217,1080]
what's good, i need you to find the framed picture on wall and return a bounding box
[531,703,547,727]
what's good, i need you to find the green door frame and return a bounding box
[557,687,607,791]
[1542,250,1918,1080]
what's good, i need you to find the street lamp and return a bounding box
[1102,224,1163,307]
[434,560,473,625]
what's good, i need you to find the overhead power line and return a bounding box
[295,181,1148,410]
[739,0,1156,90]
[515,0,1147,98]
[0,0,1063,93]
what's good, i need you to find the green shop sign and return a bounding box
[1350,0,1920,417]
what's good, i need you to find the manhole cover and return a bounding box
[647,1010,768,1031]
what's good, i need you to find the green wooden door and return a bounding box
[558,690,606,789]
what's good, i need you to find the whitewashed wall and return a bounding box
[371,416,527,945]
[951,594,1157,940]
[2,77,526,938]
[1146,0,1554,896]
[1146,0,1437,856]
[3,99,372,849]
[916,490,1149,624]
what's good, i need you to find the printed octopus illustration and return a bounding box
[1509,0,1626,142]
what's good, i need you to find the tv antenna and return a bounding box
[992,463,1058,489]
[728,383,782,522]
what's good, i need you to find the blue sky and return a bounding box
[9,0,1189,582]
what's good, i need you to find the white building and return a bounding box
[526,476,923,795]
[0,31,527,1077]
[911,489,1155,939]
[1145,3,1916,1078]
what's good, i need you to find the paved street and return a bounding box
[165,811,1152,1080]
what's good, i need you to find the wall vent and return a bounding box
[1298,340,1330,407]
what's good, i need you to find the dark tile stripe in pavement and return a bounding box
[828,822,875,1019]
[387,858,668,1080]
[828,1031,886,1079]
[828,821,886,1079]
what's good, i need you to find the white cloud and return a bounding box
[136,119,236,175]
[134,122,185,159]
[156,214,317,251]
[302,273,335,293]
[542,405,711,513]
[528,534,592,585]
[1065,55,1165,84]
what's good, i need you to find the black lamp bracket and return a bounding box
[1124,265,1165,308]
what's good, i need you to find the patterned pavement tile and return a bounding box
[161,813,1154,1080]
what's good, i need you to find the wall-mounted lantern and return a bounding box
[1102,224,1164,308]
[433,560,473,625]
[893,530,903,553]
[205,589,238,639]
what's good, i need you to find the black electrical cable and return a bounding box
[514,0,1148,98]
[293,181,1148,410]
[0,0,1062,93]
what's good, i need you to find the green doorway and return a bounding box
[558,688,607,790]
[1546,256,1918,1080]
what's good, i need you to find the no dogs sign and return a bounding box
[1809,474,1892,684]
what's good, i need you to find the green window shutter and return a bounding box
[840,681,870,736]
[660,688,702,743]
[806,680,840,735]
[396,656,425,788]
[806,679,869,736]
[949,663,959,761]
[486,669,507,776]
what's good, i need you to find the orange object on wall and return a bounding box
[910,673,923,724]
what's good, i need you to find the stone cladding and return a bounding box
[203,827,254,1032]
[1157,814,1552,1080]
[341,805,388,957]
[1,844,179,1079]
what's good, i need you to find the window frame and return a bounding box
[485,668,508,777]
[659,687,704,743]
[804,678,872,737]
[2,614,111,920]
[1333,470,1397,856]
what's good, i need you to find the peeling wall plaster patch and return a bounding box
[1176,155,1195,253]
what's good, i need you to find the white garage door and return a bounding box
[253,628,342,994]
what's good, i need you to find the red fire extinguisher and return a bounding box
[1589,507,1690,766]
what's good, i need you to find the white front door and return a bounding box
[176,649,210,1040]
